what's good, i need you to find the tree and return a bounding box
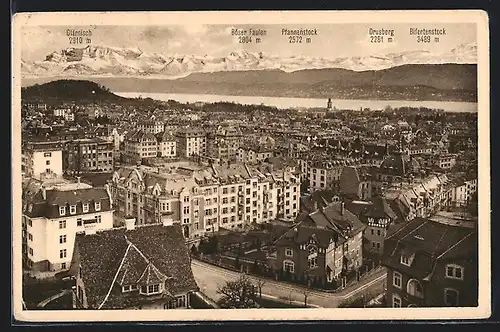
[255,277,266,299]
[216,274,258,309]
[301,287,310,307]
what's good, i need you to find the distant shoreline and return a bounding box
[114,92,478,113]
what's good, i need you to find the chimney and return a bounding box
[84,225,96,235]
[105,184,113,208]
[341,202,345,216]
[161,213,174,227]
[41,185,46,200]
[125,217,136,230]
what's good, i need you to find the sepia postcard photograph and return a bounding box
[11,10,491,322]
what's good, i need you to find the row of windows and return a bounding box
[59,202,101,216]
[59,215,102,228]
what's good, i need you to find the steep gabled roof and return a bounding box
[72,223,198,309]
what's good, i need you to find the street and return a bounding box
[191,259,387,308]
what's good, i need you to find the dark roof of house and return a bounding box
[78,173,114,187]
[379,152,420,177]
[364,196,398,220]
[300,190,338,213]
[277,202,366,248]
[382,218,477,280]
[23,187,111,218]
[72,223,198,309]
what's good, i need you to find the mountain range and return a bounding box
[21,43,477,78]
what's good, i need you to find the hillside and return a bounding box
[21,64,478,102]
[21,79,128,102]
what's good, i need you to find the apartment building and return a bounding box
[137,120,165,135]
[64,138,114,173]
[175,128,206,158]
[309,160,344,191]
[156,131,177,158]
[23,141,64,180]
[434,153,457,170]
[383,217,477,307]
[236,146,274,164]
[123,129,158,164]
[22,180,114,272]
[110,163,302,238]
[206,126,243,161]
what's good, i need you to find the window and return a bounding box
[183,196,189,203]
[223,188,228,194]
[122,285,131,292]
[77,218,82,226]
[308,256,318,269]
[401,255,411,266]
[285,248,293,257]
[59,220,66,229]
[444,288,459,306]
[60,249,67,259]
[407,279,423,298]
[59,206,66,216]
[392,294,402,308]
[70,205,77,215]
[95,202,101,211]
[44,152,52,157]
[96,215,101,223]
[148,284,160,294]
[176,295,187,308]
[183,206,190,214]
[445,264,464,280]
[29,247,33,256]
[46,160,50,165]
[82,203,89,213]
[393,271,402,288]
[61,262,67,270]
[283,260,295,273]
[59,235,67,244]
[28,233,33,241]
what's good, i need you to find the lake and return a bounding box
[115,92,478,113]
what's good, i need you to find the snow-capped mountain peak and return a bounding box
[22,43,477,78]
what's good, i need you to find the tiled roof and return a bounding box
[72,223,198,309]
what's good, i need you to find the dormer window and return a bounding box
[59,206,66,216]
[400,251,415,267]
[445,264,464,280]
[95,202,101,211]
[82,203,89,213]
[285,248,293,257]
[140,284,162,295]
[69,205,77,215]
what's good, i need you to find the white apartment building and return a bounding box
[157,131,177,158]
[23,142,64,180]
[138,120,165,135]
[309,160,344,191]
[123,129,158,163]
[175,129,206,158]
[22,181,114,272]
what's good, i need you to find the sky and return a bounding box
[21,23,477,61]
